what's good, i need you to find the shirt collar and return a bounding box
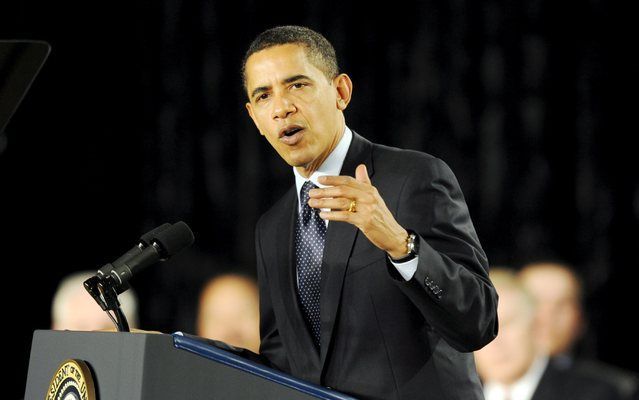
[483,356,549,400]
[293,125,353,211]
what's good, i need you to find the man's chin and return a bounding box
[284,155,312,169]
[288,158,317,178]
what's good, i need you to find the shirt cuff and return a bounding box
[388,255,419,281]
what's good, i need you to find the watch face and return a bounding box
[408,233,418,254]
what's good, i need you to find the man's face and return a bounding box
[520,266,583,355]
[474,288,537,384]
[53,290,114,331]
[245,44,349,174]
[197,278,260,353]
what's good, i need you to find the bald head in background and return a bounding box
[197,274,260,353]
[519,262,583,356]
[474,268,539,385]
[52,271,138,331]
[476,267,627,400]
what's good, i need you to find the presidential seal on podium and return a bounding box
[46,359,96,400]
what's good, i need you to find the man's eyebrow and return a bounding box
[283,74,312,84]
[250,74,314,99]
[250,85,270,100]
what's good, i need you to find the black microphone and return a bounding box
[84,221,194,332]
[98,223,172,279]
[99,221,194,292]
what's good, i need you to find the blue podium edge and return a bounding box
[172,332,356,400]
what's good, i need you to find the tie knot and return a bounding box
[300,181,318,205]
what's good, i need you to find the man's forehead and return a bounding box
[248,43,308,65]
[526,268,577,288]
[245,44,318,87]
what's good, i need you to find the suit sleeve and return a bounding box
[386,156,498,352]
[255,219,291,372]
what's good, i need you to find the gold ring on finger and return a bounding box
[348,200,357,213]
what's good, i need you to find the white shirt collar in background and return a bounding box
[483,356,549,400]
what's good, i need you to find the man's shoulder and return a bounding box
[255,185,295,232]
[371,140,437,165]
[365,137,455,180]
[573,359,638,399]
[537,358,625,400]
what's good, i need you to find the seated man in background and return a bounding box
[474,267,621,400]
[52,271,139,331]
[196,274,260,353]
[519,262,638,399]
[518,262,583,360]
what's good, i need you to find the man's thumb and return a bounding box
[355,164,371,184]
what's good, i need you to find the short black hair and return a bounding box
[241,25,340,94]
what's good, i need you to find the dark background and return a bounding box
[1,0,637,397]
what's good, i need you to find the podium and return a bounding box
[25,330,357,399]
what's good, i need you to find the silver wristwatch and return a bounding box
[393,230,418,262]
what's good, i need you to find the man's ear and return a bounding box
[245,102,265,136]
[334,73,353,111]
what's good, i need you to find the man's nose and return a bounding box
[272,94,296,120]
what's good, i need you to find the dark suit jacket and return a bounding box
[532,359,623,400]
[573,358,639,400]
[255,132,499,400]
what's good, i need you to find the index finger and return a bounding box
[309,184,365,200]
[318,175,359,187]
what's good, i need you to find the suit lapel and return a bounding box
[319,132,375,371]
[530,361,562,400]
[273,186,322,372]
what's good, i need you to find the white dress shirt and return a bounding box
[293,126,418,281]
[483,356,549,400]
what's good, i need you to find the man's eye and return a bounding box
[292,83,306,89]
[257,93,269,101]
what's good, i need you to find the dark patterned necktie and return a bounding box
[295,180,326,350]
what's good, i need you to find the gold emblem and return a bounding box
[46,359,96,400]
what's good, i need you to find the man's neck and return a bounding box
[292,125,353,214]
[483,356,549,400]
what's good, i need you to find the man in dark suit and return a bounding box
[475,268,621,400]
[531,361,622,400]
[519,262,638,399]
[243,25,498,400]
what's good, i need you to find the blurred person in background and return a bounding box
[475,267,621,400]
[520,262,638,399]
[196,273,260,353]
[52,271,138,331]
[518,262,583,358]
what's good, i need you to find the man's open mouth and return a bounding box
[279,126,305,145]
[280,126,304,138]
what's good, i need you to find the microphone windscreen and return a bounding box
[139,223,172,246]
[154,221,195,256]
